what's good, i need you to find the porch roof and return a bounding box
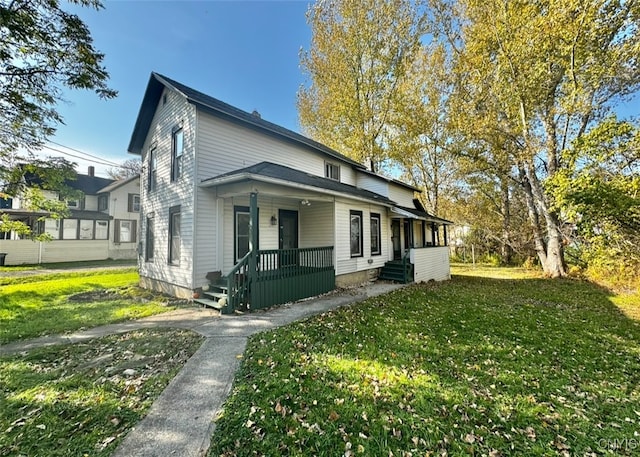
[391,206,454,225]
[200,162,396,206]
[0,209,112,221]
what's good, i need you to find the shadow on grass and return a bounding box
[212,275,640,456]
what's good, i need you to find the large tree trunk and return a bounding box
[524,161,567,277]
[518,164,548,267]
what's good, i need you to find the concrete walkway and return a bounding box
[0,282,405,457]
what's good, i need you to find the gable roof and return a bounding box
[97,174,140,194]
[201,162,396,206]
[127,73,364,170]
[24,171,114,195]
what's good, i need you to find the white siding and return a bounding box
[300,201,334,249]
[334,199,389,276]
[108,177,141,259]
[411,247,451,282]
[356,173,389,198]
[139,88,196,290]
[196,112,357,185]
[84,195,98,211]
[388,182,416,207]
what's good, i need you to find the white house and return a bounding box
[128,73,451,313]
[0,169,140,264]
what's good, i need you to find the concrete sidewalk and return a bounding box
[1,282,405,456]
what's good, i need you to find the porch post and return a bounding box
[431,222,437,246]
[443,224,448,246]
[249,192,258,277]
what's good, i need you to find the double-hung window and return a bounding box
[168,206,181,265]
[350,210,363,257]
[148,146,157,191]
[115,220,136,243]
[128,194,140,212]
[370,213,381,255]
[145,216,154,261]
[325,162,340,181]
[171,127,184,182]
[234,206,250,262]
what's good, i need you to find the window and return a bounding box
[79,220,94,240]
[115,219,136,243]
[234,206,250,262]
[169,206,181,265]
[171,127,184,181]
[350,210,363,257]
[95,221,108,240]
[325,162,340,181]
[128,194,140,212]
[0,197,13,209]
[43,219,60,240]
[370,213,381,255]
[145,216,154,261]
[67,200,78,208]
[98,194,108,211]
[148,146,157,191]
[62,219,78,239]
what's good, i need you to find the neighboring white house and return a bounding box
[0,169,140,264]
[127,72,451,312]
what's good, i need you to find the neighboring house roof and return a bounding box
[97,174,140,194]
[201,162,396,207]
[24,171,114,196]
[128,72,364,171]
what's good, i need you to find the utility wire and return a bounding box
[47,140,126,168]
[40,145,123,168]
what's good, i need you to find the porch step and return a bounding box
[204,291,227,300]
[193,298,224,310]
[379,260,414,284]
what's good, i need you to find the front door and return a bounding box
[279,209,299,267]
[391,219,401,260]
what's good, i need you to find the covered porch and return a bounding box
[380,206,452,283]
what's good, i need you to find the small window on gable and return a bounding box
[325,162,340,181]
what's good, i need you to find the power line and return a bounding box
[46,140,126,168]
[40,145,123,168]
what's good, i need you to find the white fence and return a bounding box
[0,240,110,265]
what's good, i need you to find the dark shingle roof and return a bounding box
[202,162,395,206]
[128,73,364,170]
[25,172,114,195]
[396,205,454,225]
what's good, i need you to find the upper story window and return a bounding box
[171,127,184,182]
[67,199,78,208]
[148,146,157,192]
[128,193,140,212]
[98,194,108,211]
[325,162,340,181]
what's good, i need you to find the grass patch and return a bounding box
[0,269,175,344]
[0,328,204,456]
[210,267,640,456]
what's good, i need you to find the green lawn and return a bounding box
[0,269,174,344]
[210,266,640,456]
[0,328,204,456]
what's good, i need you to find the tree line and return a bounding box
[298,0,640,284]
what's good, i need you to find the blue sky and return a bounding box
[49,0,313,176]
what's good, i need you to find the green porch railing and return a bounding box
[253,246,334,310]
[224,251,251,313]
[225,246,335,313]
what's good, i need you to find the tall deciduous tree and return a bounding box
[0,0,116,156]
[433,0,640,277]
[106,158,142,180]
[298,0,425,172]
